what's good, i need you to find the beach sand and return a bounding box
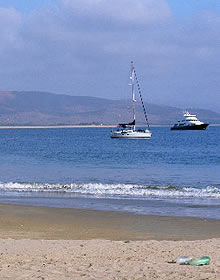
[0,204,220,279]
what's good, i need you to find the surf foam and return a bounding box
[0,182,220,199]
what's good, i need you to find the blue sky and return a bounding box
[168,0,219,18]
[0,0,56,12]
[0,0,219,111]
[1,0,219,16]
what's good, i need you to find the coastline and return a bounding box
[0,125,114,129]
[0,124,219,129]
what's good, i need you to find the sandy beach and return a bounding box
[0,204,220,279]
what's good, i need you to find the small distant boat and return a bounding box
[171,112,209,130]
[111,62,152,139]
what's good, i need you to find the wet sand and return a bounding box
[0,204,220,279]
[1,204,220,240]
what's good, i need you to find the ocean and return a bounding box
[0,126,219,219]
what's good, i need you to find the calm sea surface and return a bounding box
[0,126,219,219]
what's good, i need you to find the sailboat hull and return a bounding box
[111,129,152,139]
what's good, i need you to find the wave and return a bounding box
[0,182,220,199]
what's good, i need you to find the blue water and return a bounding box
[0,127,219,219]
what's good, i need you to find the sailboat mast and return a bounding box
[131,61,136,130]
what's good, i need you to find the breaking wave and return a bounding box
[0,182,220,199]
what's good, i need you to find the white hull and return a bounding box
[111,129,152,139]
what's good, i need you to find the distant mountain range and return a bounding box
[0,91,219,125]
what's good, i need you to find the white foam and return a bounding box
[0,182,220,199]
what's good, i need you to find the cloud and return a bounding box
[0,7,23,54]
[0,0,219,111]
[62,0,171,24]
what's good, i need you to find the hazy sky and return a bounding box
[0,0,219,111]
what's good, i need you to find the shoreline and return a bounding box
[0,124,219,129]
[1,203,220,241]
[0,124,115,129]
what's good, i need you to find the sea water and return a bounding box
[0,126,219,219]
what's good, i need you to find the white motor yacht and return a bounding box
[171,112,209,130]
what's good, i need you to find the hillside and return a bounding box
[0,91,219,125]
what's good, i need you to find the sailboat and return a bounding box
[111,62,152,139]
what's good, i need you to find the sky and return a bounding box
[0,0,219,112]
